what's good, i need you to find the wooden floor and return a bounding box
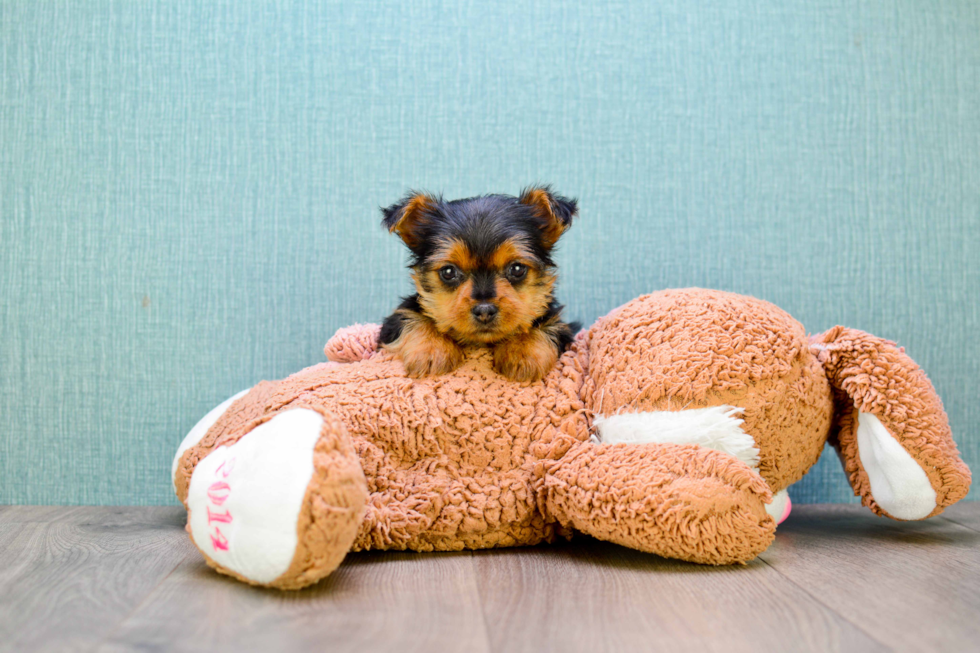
[0,504,978,652]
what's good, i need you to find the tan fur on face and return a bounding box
[487,240,534,270]
[491,273,555,336]
[388,194,436,249]
[519,188,567,248]
[414,238,556,346]
[383,311,465,377]
[431,239,534,274]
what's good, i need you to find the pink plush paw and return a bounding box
[765,489,792,525]
[778,494,792,524]
[324,323,382,363]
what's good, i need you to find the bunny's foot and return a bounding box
[185,407,367,589]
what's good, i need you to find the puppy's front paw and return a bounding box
[493,330,559,383]
[391,327,465,378]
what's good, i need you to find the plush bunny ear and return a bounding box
[381,192,437,250]
[518,186,578,248]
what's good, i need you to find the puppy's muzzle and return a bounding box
[471,303,499,324]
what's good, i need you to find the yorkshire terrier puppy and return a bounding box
[378,187,580,383]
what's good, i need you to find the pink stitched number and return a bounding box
[207,457,237,552]
[215,457,236,478]
[207,506,233,525]
[207,481,231,505]
[210,527,230,551]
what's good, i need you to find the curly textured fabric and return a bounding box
[174,288,971,589]
[324,323,383,364]
[179,343,591,554]
[544,441,775,564]
[185,408,369,589]
[582,289,833,492]
[812,327,971,518]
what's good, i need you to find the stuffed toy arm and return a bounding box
[542,440,776,564]
[324,323,381,363]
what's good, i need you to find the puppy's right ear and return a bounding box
[381,192,437,250]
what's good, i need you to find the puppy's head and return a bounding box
[382,186,577,345]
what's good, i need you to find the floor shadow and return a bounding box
[778,513,980,548]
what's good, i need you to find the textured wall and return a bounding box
[1,0,977,505]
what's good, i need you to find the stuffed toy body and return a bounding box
[172,289,971,589]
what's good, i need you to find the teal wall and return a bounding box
[1,0,977,505]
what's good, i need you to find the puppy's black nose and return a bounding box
[471,303,499,323]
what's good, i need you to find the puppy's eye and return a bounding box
[439,265,461,283]
[506,262,528,281]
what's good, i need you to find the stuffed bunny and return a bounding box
[172,289,970,589]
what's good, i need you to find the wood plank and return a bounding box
[0,505,132,523]
[98,549,492,653]
[0,504,190,526]
[0,522,27,554]
[759,504,980,652]
[4,504,977,652]
[474,539,885,653]
[0,507,192,651]
[940,501,980,533]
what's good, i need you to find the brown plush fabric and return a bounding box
[185,408,369,590]
[581,289,834,493]
[544,441,775,564]
[324,323,383,364]
[175,288,971,589]
[180,343,591,555]
[277,408,368,589]
[812,326,971,518]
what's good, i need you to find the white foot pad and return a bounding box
[173,389,249,488]
[187,409,323,584]
[857,412,937,520]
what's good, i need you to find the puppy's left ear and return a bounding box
[381,192,437,250]
[519,186,578,248]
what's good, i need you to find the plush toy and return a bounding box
[172,288,971,589]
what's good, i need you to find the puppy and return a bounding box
[378,187,579,382]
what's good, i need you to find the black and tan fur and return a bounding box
[379,187,579,382]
